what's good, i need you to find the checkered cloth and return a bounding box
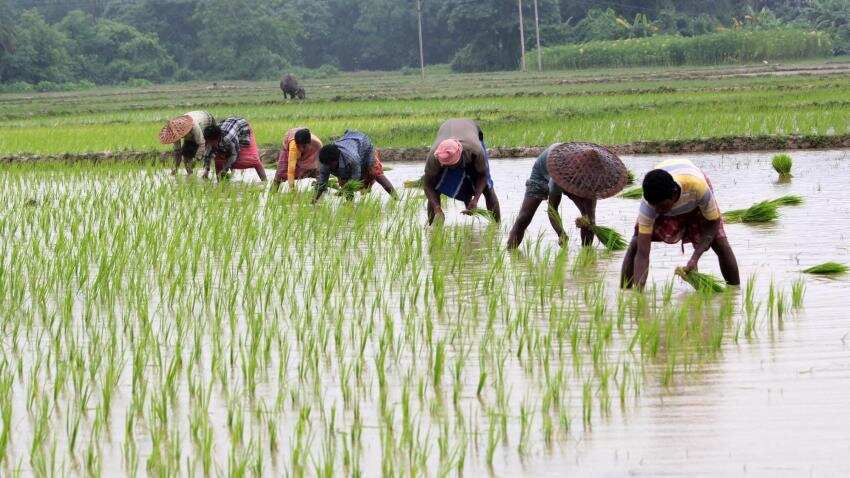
[202,117,252,171]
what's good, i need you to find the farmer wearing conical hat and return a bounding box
[158,111,215,175]
[423,119,501,224]
[272,127,322,193]
[313,130,396,202]
[507,142,628,249]
[201,117,267,181]
[620,158,740,290]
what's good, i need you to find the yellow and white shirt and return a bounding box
[637,158,721,235]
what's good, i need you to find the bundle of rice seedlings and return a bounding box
[619,186,643,199]
[722,200,779,223]
[802,262,848,275]
[675,267,726,293]
[771,154,793,179]
[327,178,364,199]
[462,207,496,222]
[403,177,423,189]
[576,216,628,251]
[627,170,636,185]
[768,195,803,207]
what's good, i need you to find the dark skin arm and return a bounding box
[631,233,653,290]
[423,172,444,224]
[171,143,182,175]
[506,196,543,249]
[546,191,569,247]
[567,192,597,247]
[461,174,487,215]
[686,219,720,271]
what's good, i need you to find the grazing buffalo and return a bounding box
[280,74,306,100]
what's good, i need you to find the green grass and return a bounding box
[802,262,849,275]
[723,200,779,223]
[2,61,850,156]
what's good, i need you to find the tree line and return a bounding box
[0,0,847,87]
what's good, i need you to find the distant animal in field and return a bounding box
[280,74,306,100]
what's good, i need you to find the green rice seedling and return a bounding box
[675,267,726,293]
[722,200,779,223]
[791,278,806,308]
[619,186,643,199]
[576,216,628,251]
[768,195,803,207]
[802,262,849,275]
[771,154,793,179]
[626,170,637,185]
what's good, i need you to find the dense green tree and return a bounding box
[0,0,841,84]
[58,11,177,83]
[190,0,300,79]
[0,9,73,83]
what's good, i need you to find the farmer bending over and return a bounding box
[621,158,740,289]
[423,119,501,224]
[272,127,322,192]
[201,117,267,182]
[507,142,628,249]
[313,130,396,202]
[158,111,215,175]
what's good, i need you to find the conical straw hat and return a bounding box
[158,115,194,144]
[546,142,628,199]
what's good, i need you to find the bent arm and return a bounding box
[633,233,653,290]
[546,190,567,242]
[313,166,331,202]
[172,142,182,174]
[688,218,720,269]
[287,141,299,189]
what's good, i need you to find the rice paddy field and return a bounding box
[1,147,849,477]
[3,60,850,157]
[2,62,850,477]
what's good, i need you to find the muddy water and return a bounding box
[377,150,850,476]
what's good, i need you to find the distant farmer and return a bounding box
[201,117,267,181]
[158,111,215,175]
[507,142,628,249]
[620,158,740,289]
[280,74,306,100]
[272,127,322,192]
[423,119,501,224]
[314,130,397,202]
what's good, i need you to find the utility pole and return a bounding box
[417,0,425,78]
[533,0,542,71]
[518,0,527,72]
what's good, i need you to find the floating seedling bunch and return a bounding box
[0,161,809,476]
[771,153,793,180]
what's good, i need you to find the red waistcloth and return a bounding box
[641,209,727,245]
[361,150,385,189]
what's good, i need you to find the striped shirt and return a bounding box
[202,117,252,170]
[637,158,721,235]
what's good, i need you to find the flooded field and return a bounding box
[1,150,849,477]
